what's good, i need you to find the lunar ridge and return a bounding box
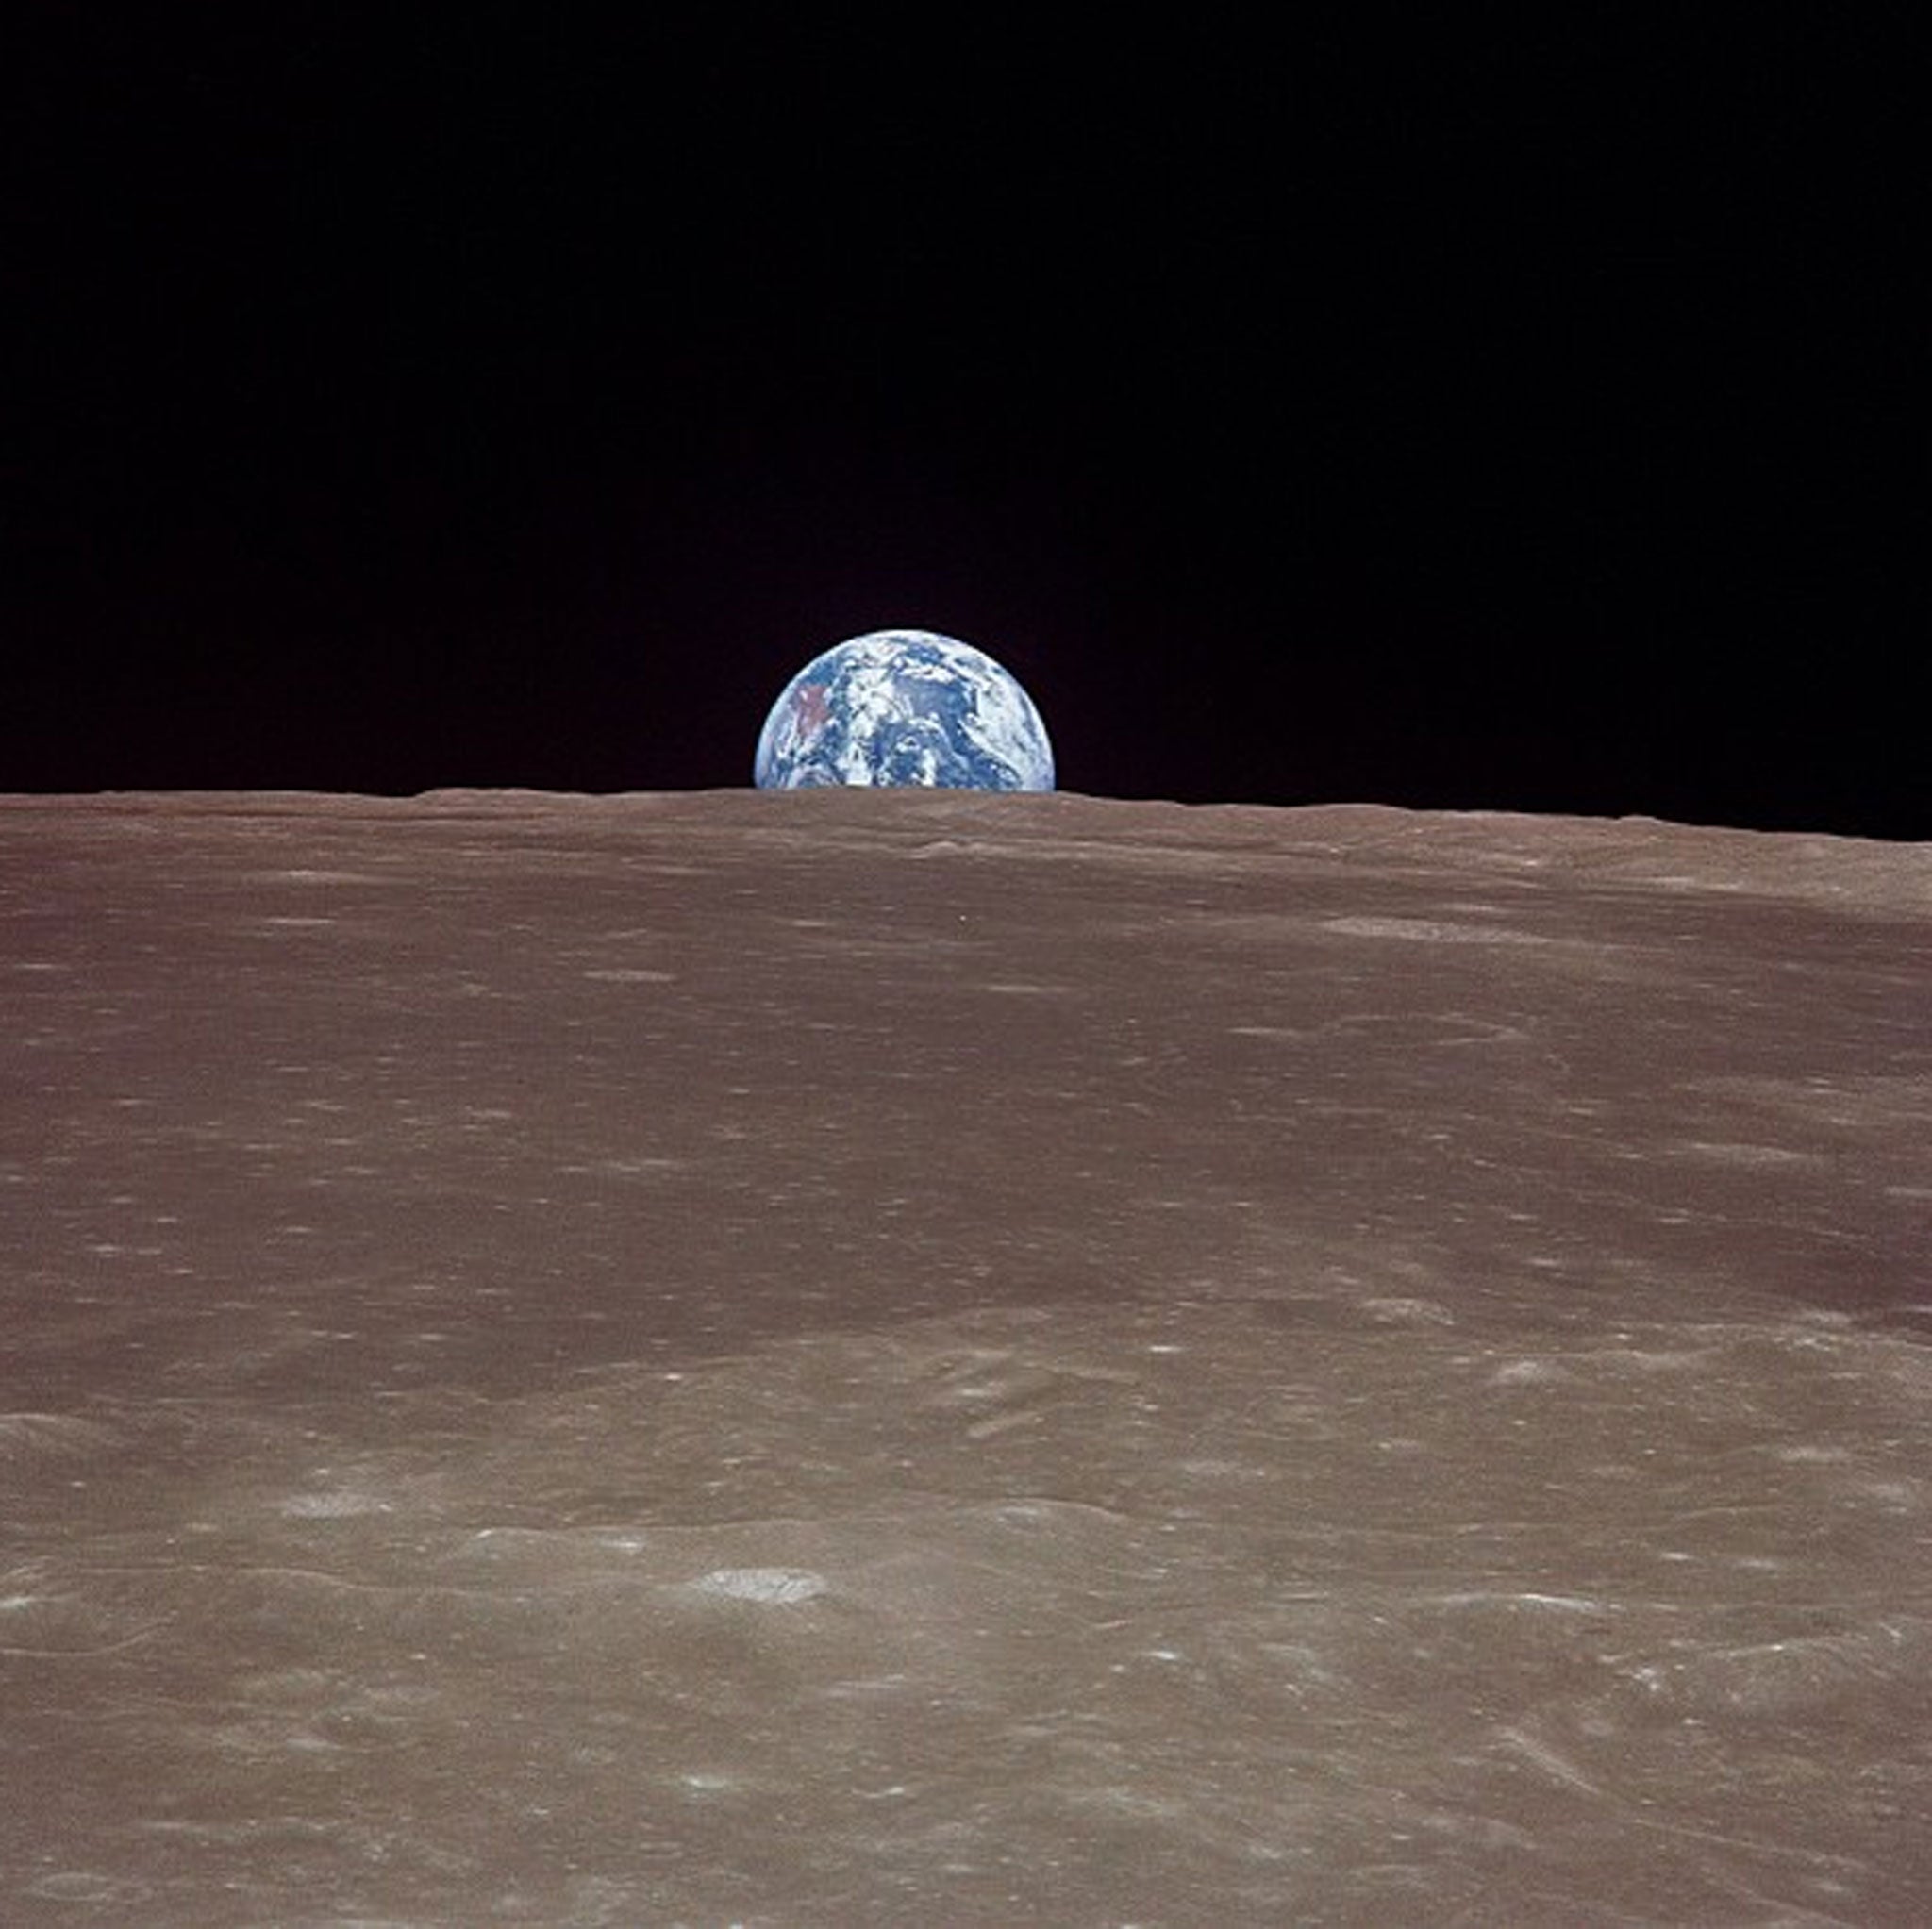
[2,790,1928,1924]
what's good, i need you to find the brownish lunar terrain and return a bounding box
[3,788,1929,1926]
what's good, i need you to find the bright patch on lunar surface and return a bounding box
[687,1567,828,1605]
[754,629,1056,790]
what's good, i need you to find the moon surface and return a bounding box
[3,788,1928,1923]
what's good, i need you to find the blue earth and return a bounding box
[754,630,1056,791]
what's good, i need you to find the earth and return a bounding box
[754,630,1056,791]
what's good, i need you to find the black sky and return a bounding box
[7,7,1919,834]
